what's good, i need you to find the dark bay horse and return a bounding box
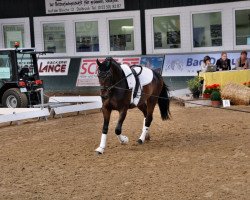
[95,57,170,154]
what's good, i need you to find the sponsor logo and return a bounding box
[38,59,70,76]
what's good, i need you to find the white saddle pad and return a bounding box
[120,64,153,105]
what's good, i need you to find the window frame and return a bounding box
[146,1,250,54]
[191,10,223,52]
[34,16,70,57]
[145,9,183,54]
[74,19,101,56]
[152,15,181,50]
[42,22,67,54]
[106,12,141,56]
[34,10,141,58]
[0,18,31,49]
[72,13,107,57]
[233,7,250,50]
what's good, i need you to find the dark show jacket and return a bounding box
[235,58,250,69]
[216,58,231,71]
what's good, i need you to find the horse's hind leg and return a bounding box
[138,97,158,144]
[116,108,129,144]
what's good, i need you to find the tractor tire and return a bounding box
[2,88,28,108]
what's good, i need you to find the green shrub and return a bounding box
[187,76,202,93]
[210,90,221,101]
[203,88,212,94]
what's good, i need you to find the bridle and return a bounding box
[97,62,143,99]
[97,68,113,99]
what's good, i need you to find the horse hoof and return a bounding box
[118,135,129,144]
[137,139,143,144]
[95,147,104,154]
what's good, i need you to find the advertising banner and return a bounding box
[140,56,164,74]
[38,59,70,76]
[45,0,125,14]
[162,52,246,76]
[76,57,140,86]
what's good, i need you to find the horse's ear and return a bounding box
[106,60,110,68]
[96,59,101,66]
[105,57,112,67]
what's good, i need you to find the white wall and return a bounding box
[145,1,250,55]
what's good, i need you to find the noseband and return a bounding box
[98,68,113,99]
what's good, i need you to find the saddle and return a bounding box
[120,64,153,106]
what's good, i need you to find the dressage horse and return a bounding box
[95,57,170,154]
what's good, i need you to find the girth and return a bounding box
[131,68,141,99]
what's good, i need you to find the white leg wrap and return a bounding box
[117,135,129,144]
[139,118,149,143]
[95,134,107,154]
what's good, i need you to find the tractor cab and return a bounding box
[0,45,51,108]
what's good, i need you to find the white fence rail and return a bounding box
[53,101,102,115]
[0,96,102,125]
[49,96,102,103]
[0,108,50,124]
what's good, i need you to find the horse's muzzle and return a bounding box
[100,88,110,99]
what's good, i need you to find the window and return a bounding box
[153,15,181,49]
[17,53,36,77]
[235,9,250,45]
[192,12,222,47]
[34,11,141,56]
[109,19,134,51]
[0,51,11,79]
[43,23,66,53]
[75,21,99,52]
[3,25,24,48]
[0,18,31,49]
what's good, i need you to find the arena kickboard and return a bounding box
[0,108,43,115]
[53,102,102,115]
[49,96,102,103]
[0,108,50,124]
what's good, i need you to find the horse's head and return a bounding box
[96,57,114,99]
[96,57,113,84]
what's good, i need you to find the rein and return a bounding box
[104,72,133,92]
[98,62,143,99]
[108,65,143,90]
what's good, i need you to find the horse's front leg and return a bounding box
[116,108,129,144]
[95,107,111,154]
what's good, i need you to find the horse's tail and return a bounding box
[158,81,171,121]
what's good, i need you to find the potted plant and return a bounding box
[210,90,221,107]
[203,83,220,99]
[187,76,202,99]
[243,81,250,88]
[203,88,212,99]
[211,83,220,91]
